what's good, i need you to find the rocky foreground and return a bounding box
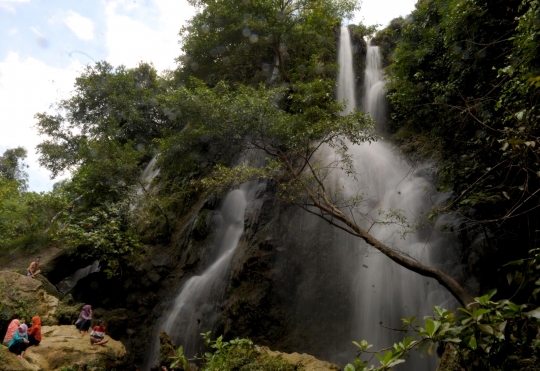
[0,325,126,371]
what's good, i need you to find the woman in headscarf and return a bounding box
[3,318,19,345]
[28,316,42,346]
[75,304,92,335]
[8,324,29,359]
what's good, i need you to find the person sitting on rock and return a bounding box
[75,304,92,335]
[3,318,20,345]
[8,324,29,359]
[89,320,108,346]
[27,316,42,346]
[26,256,41,278]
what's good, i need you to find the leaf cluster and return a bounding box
[347,288,540,371]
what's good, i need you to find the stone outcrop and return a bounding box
[263,348,341,371]
[0,271,59,329]
[0,325,126,371]
[159,331,177,367]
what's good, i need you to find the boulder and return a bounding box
[1,325,126,371]
[262,347,341,371]
[159,331,177,367]
[0,272,60,331]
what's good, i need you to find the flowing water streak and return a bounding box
[363,39,387,129]
[144,181,259,367]
[337,26,357,115]
[56,260,100,295]
[335,27,457,370]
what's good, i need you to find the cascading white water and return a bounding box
[56,260,100,294]
[363,39,387,129]
[337,26,357,115]
[144,180,260,368]
[336,27,457,370]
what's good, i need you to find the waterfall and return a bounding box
[56,260,100,295]
[337,26,357,115]
[363,39,387,130]
[144,180,260,368]
[335,27,458,370]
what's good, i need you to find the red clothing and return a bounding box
[28,316,42,342]
[91,326,106,338]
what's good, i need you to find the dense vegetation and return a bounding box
[1,0,540,369]
[372,0,540,302]
[355,0,540,369]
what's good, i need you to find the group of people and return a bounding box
[2,317,42,359]
[1,303,109,361]
[75,304,108,346]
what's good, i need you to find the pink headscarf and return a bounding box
[3,319,20,342]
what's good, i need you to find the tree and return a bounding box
[176,0,358,85]
[0,147,28,188]
[0,148,67,253]
[35,62,171,178]
[161,78,476,307]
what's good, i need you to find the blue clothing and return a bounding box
[8,331,28,348]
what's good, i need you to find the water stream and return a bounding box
[56,260,100,295]
[144,180,260,368]
[143,27,460,371]
[335,27,458,370]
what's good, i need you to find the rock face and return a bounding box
[37,180,472,369]
[263,348,341,371]
[0,271,60,334]
[0,325,126,371]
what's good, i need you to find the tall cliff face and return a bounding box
[129,180,361,367]
[55,179,359,367]
[49,169,475,369]
[221,181,359,364]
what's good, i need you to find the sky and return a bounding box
[0,0,417,193]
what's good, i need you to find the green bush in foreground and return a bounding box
[170,333,296,371]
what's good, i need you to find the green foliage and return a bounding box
[54,296,81,325]
[196,332,295,371]
[348,289,540,370]
[177,0,358,85]
[35,62,171,178]
[56,197,142,277]
[386,0,540,223]
[0,148,68,254]
[348,244,540,370]
[0,147,28,187]
[371,18,405,67]
[170,346,190,371]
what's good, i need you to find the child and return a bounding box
[89,320,108,346]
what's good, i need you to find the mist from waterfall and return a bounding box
[335,26,458,370]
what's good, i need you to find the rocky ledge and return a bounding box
[0,325,126,371]
[262,348,341,371]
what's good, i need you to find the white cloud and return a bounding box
[0,0,30,14]
[104,0,196,71]
[0,52,82,191]
[64,10,95,40]
[354,0,417,28]
[7,27,19,35]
